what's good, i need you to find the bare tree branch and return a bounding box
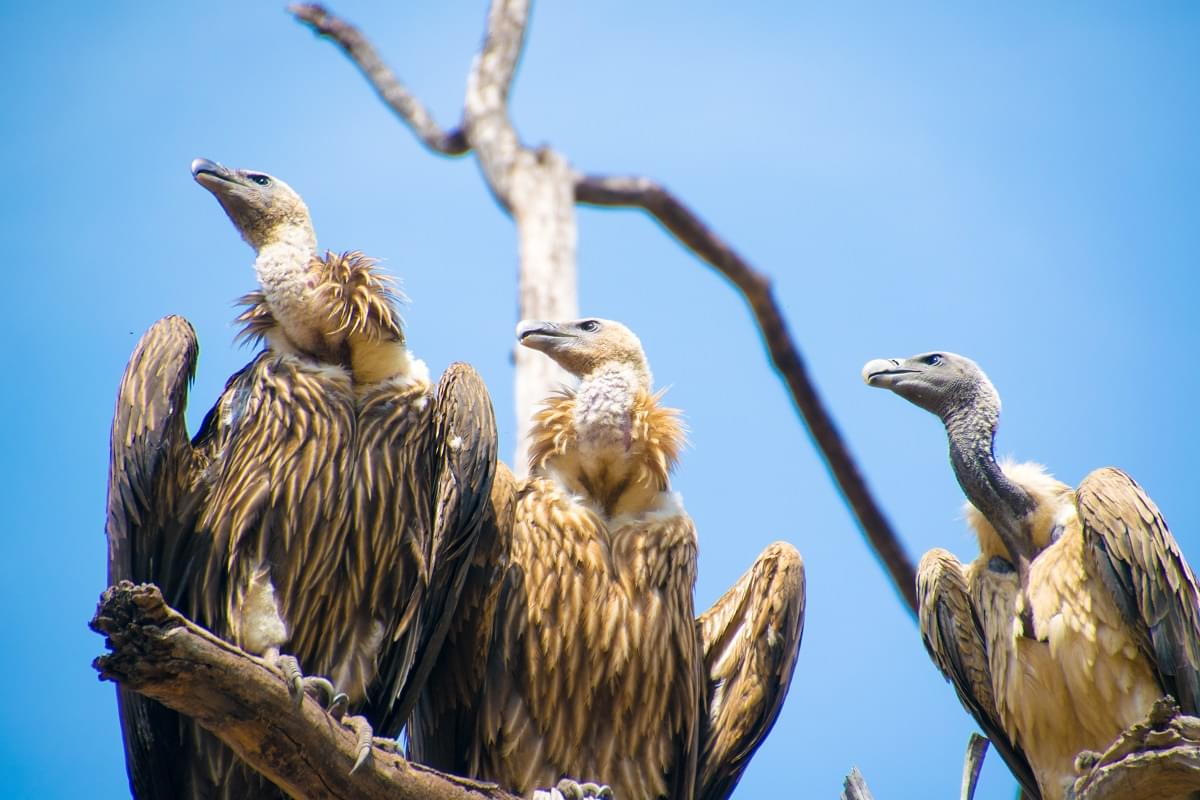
[90,582,521,800]
[288,1,920,615]
[960,733,989,800]
[291,0,576,475]
[462,0,530,210]
[575,174,918,617]
[841,767,876,800]
[291,3,469,155]
[1072,698,1200,800]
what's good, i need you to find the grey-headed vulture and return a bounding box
[105,159,498,798]
[409,318,805,800]
[864,351,1200,800]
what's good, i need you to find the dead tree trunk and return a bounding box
[291,0,918,617]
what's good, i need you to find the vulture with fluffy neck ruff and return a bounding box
[409,318,805,800]
[105,159,498,798]
[864,351,1200,800]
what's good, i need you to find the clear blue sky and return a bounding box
[2,2,1197,798]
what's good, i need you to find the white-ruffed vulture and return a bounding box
[409,318,805,800]
[105,159,498,798]
[864,351,1200,800]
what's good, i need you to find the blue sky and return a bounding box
[2,2,1197,798]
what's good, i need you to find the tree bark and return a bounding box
[1071,698,1200,800]
[841,767,876,800]
[91,582,521,800]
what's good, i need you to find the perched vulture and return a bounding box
[409,318,805,800]
[105,159,498,798]
[864,351,1200,800]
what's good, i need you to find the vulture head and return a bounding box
[191,158,314,252]
[517,318,651,388]
[862,351,999,422]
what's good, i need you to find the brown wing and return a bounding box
[1079,467,1200,714]
[371,362,500,737]
[193,353,357,661]
[918,548,1041,799]
[695,541,805,800]
[344,371,433,734]
[407,460,517,772]
[106,315,206,799]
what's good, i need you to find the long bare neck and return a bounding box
[942,393,1036,563]
[573,363,645,449]
[253,224,320,352]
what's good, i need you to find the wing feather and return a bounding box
[918,548,1041,799]
[407,461,517,772]
[695,541,805,800]
[1079,467,1200,714]
[106,315,204,799]
[376,362,499,736]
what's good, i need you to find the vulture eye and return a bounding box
[579,320,600,333]
[922,354,943,366]
[248,174,271,186]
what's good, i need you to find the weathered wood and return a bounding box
[294,0,575,476]
[1071,698,1200,800]
[91,582,521,800]
[841,766,876,800]
[961,733,989,800]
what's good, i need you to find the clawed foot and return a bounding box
[342,714,375,774]
[533,778,613,800]
[271,652,349,717]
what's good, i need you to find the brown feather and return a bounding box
[438,372,701,799]
[109,318,496,799]
[697,542,805,800]
[935,462,1200,800]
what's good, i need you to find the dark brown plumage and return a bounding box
[105,160,498,798]
[409,318,804,800]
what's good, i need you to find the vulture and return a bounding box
[408,318,806,800]
[863,351,1200,800]
[105,159,498,798]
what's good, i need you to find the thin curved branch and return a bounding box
[91,582,520,800]
[575,173,918,617]
[290,3,469,156]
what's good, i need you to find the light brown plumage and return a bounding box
[696,540,805,800]
[866,351,1200,800]
[410,318,805,800]
[105,160,498,799]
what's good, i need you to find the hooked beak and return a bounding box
[191,158,237,191]
[517,320,573,353]
[862,358,918,388]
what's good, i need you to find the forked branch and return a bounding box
[289,2,919,616]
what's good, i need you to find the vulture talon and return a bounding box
[276,654,305,708]
[300,675,337,706]
[552,778,612,800]
[344,715,374,774]
[327,691,349,721]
